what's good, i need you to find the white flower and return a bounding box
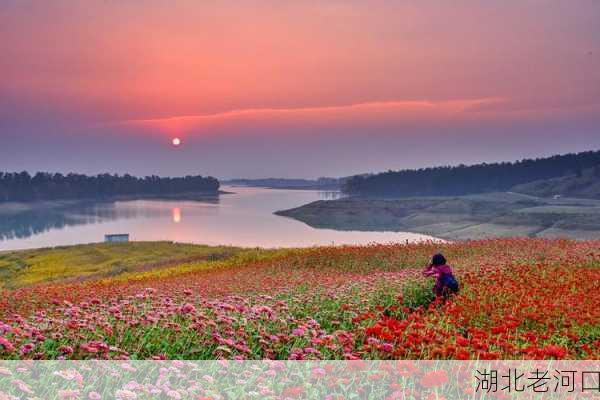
[115,389,137,400]
[123,381,141,391]
[58,389,80,399]
[120,363,137,372]
[53,370,83,383]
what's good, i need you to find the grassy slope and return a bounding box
[512,168,600,199]
[0,242,245,289]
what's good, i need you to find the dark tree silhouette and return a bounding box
[343,150,600,197]
[0,172,219,202]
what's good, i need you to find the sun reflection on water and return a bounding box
[172,207,182,223]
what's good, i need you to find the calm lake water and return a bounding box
[0,186,435,251]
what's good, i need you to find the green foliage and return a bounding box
[572,324,600,344]
[401,279,436,311]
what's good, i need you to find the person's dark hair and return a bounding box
[431,253,447,266]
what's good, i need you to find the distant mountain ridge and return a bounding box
[343,150,600,198]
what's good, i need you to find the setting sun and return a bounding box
[172,138,181,146]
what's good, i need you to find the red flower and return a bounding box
[543,345,567,359]
[419,370,448,388]
[282,386,305,398]
[456,349,470,360]
[455,336,469,347]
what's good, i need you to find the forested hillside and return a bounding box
[0,172,219,202]
[343,150,600,197]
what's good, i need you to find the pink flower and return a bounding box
[54,369,84,385]
[115,389,137,400]
[88,392,102,400]
[166,390,181,399]
[0,323,12,335]
[58,389,80,399]
[20,343,35,356]
[0,337,14,353]
[59,345,74,355]
[11,380,34,395]
[381,343,394,353]
[180,303,197,314]
[120,363,137,372]
[292,328,305,337]
[80,344,98,354]
[254,305,274,315]
[0,390,18,400]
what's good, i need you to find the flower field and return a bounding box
[0,239,598,360]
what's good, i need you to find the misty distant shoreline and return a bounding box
[276,192,600,241]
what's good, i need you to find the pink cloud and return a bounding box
[115,97,506,135]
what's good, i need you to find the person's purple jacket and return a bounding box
[423,264,455,296]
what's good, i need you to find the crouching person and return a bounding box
[423,253,459,300]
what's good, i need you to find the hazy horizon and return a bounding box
[2,1,599,179]
[4,148,600,181]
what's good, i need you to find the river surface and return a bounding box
[0,186,436,250]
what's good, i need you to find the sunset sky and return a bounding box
[1,1,599,178]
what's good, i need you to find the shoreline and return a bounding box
[0,191,222,213]
[275,192,600,241]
